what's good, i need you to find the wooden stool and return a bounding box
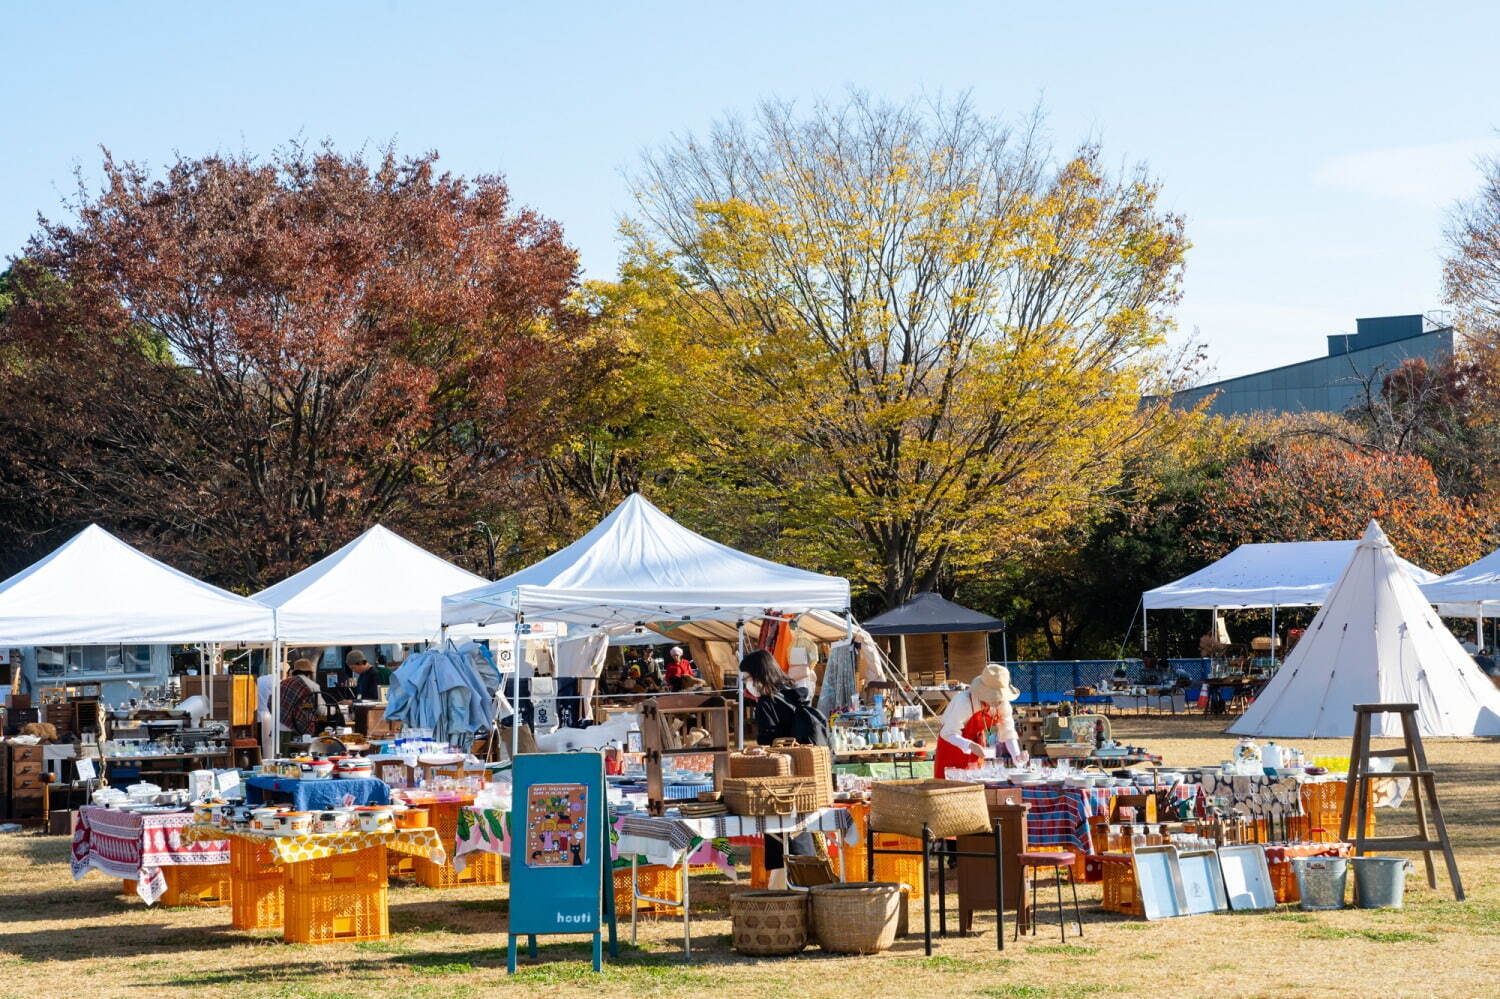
[1341,702,1464,900]
[1014,851,1083,943]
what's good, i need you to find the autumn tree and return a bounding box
[0,145,599,587]
[618,93,1189,608]
[1195,436,1493,574]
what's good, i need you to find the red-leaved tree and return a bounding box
[0,145,602,587]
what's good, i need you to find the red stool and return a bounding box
[1015,851,1084,943]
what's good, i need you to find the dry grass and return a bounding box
[1,716,1495,999]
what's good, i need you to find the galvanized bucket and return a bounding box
[1292,857,1348,910]
[1351,856,1412,909]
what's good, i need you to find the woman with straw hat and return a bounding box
[934,663,1027,778]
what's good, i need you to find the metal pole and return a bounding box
[512,608,524,762]
[1142,609,1149,652]
[1270,605,1277,665]
[736,620,746,750]
[1476,615,1483,650]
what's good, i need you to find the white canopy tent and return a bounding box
[1229,521,1500,738]
[0,524,275,645]
[1141,539,1438,652]
[441,493,852,749]
[1420,547,1500,648]
[254,524,491,644]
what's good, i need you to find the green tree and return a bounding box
[619,93,1189,608]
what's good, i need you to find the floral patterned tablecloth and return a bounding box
[185,823,446,865]
[452,806,744,877]
[71,806,230,905]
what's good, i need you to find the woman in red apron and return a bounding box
[934,663,1026,777]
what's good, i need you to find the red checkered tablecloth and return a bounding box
[71,806,229,904]
[1021,785,1199,854]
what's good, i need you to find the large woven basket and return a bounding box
[730,890,809,955]
[809,882,902,954]
[723,775,819,816]
[769,739,834,809]
[729,748,793,778]
[869,779,992,839]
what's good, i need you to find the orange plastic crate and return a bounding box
[160,863,233,907]
[612,864,683,915]
[413,803,504,888]
[1287,781,1375,843]
[229,838,285,931]
[283,882,388,944]
[288,847,387,891]
[832,802,926,897]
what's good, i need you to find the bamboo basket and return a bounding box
[723,775,820,816]
[769,739,834,809]
[730,890,809,956]
[729,748,793,778]
[809,882,902,954]
[869,779,992,839]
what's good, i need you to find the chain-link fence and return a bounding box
[1002,658,1213,704]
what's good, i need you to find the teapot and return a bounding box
[1234,737,1262,764]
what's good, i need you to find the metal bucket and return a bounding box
[1351,856,1411,909]
[1292,857,1348,910]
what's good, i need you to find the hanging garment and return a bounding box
[818,641,859,717]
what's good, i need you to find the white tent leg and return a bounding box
[1142,609,1148,652]
[512,609,524,762]
[267,637,282,760]
[1271,605,1277,664]
[736,622,746,750]
[1477,616,1484,649]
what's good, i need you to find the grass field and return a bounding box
[1,716,1495,999]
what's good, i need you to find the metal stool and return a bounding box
[1015,851,1083,943]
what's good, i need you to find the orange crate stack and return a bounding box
[283,845,388,944]
[413,803,505,889]
[229,837,284,931]
[387,851,416,883]
[612,864,682,915]
[1268,858,1299,903]
[1098,855,1140,915]
[834,802,926,898]
[160,862,233,907]
[283,883,388,944]
[1287,781,1374,843]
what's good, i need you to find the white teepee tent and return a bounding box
[1229,520,1500,739]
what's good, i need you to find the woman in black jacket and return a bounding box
[741,650,827,882]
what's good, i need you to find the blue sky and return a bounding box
[4,1,1498,380]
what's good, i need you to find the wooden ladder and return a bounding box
[1340,702,1464,900]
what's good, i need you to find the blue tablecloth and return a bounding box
[244,775,391,810]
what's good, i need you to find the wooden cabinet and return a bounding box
[6,744,46,821]
[955,802,1030,932]
[180,675,257,726]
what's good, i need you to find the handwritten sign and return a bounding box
[75,758,96,782]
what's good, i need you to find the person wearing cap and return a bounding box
[934,663,1027,778]
[346,649,381,701]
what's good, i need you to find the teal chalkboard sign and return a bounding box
[507,751,618,972]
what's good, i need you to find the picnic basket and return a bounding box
[769,738,834,808]
[722,775,820,816]
[729,747,793,778]
[869,779,992,839]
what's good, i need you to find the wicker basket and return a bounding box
[723,775,819,816]
[730,890,809,955]
[809,882,902,954]
[769,739,834,809]
[729,748,793,778]
[869,779,992,839]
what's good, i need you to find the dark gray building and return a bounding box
[1173,313,1455,417]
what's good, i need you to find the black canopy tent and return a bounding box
[862,593,1006,683]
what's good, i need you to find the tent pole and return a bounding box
[512,608,524,763]
[1142,609,1148,652]
[1270,605,1277,665]
[1001,628,1008,666]
[1477,615,1483,650]
[736,621,746,750]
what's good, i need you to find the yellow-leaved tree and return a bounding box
[610,93,1190,608]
